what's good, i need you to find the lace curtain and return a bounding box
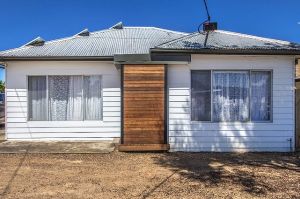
[49,76,83,121]
[212,71,250,122]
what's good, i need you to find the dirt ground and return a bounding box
[0,133,4,141]
[0,152,299,199]
[0,128,5,141]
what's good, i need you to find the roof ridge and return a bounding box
[215,30,292,45]
[124,27,188,35]
[93,26,188,35]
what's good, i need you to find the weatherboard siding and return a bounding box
[6,61,120,140]
[168,55,295,152]
[5,55,296,151]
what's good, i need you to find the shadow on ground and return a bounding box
[0,123,5,142]
[152,152,300,197]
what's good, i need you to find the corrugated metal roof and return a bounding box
[1,28,300,59]
[0,27,187,58]
[155,30,300,52]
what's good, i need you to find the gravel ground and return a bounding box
[0,152,299,199]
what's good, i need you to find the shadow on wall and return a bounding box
[171,99,258,151]
[152,152,300,197]
[170,90,292,151]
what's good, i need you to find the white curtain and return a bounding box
[213,71,249,122]
[67,76,83,120]
[84,76,102,120]
[251,71,271,121]
[49,76,83,121]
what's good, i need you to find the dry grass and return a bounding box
[0,152,299,199]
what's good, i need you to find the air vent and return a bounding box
[24,37,45,46]
[76,28,90,36]
[110,22,123,29]
[203,22,218,31]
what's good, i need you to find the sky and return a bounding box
[0,0,300,81]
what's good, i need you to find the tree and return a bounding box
[0,81,5,93]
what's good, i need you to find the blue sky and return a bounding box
[0,0,300,81]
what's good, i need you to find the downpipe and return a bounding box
[287,138,293,152]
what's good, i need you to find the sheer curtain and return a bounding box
[67,76,83,120]
[251,71,271,121]
[28,76,47,121]
[49,76,83,121]
[191,71,211,121]
[84,76,102,120]
[213,71,249,122]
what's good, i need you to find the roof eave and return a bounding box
[151,48,300,55]
[0,56,114,61]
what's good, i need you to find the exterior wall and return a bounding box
[168,55,295,152]
[6,61,120,140]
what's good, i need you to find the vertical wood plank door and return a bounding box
[120,65,169,151]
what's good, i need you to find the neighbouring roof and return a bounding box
[154,30,300,54]
[1,25,300,60]
[0,25,187,59]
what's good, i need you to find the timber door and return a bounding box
[119,65,169,151]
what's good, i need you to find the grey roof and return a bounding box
[1,27,300,60]
[155,30,300,54]
[0,27,187,59]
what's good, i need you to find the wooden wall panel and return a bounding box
[123,65,165,144]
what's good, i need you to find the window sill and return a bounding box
[26,120,105,128]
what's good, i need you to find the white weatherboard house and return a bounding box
[1,22,299,152]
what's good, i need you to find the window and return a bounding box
[28,75,102,121]
[191,70,271,122]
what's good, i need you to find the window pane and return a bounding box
[84,76,102,120]
[191,71,211,121]
[49,76,83,121]
[28,76,47,121]
[213,71,249,122]
[251,71,271,121]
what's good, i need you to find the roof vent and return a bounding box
[76,28,90,36]
[110,22,123,29]
[24,37,45,46]
[203,22,218,31]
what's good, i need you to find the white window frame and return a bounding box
[190,69,273,123]
[27,75,103,121]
